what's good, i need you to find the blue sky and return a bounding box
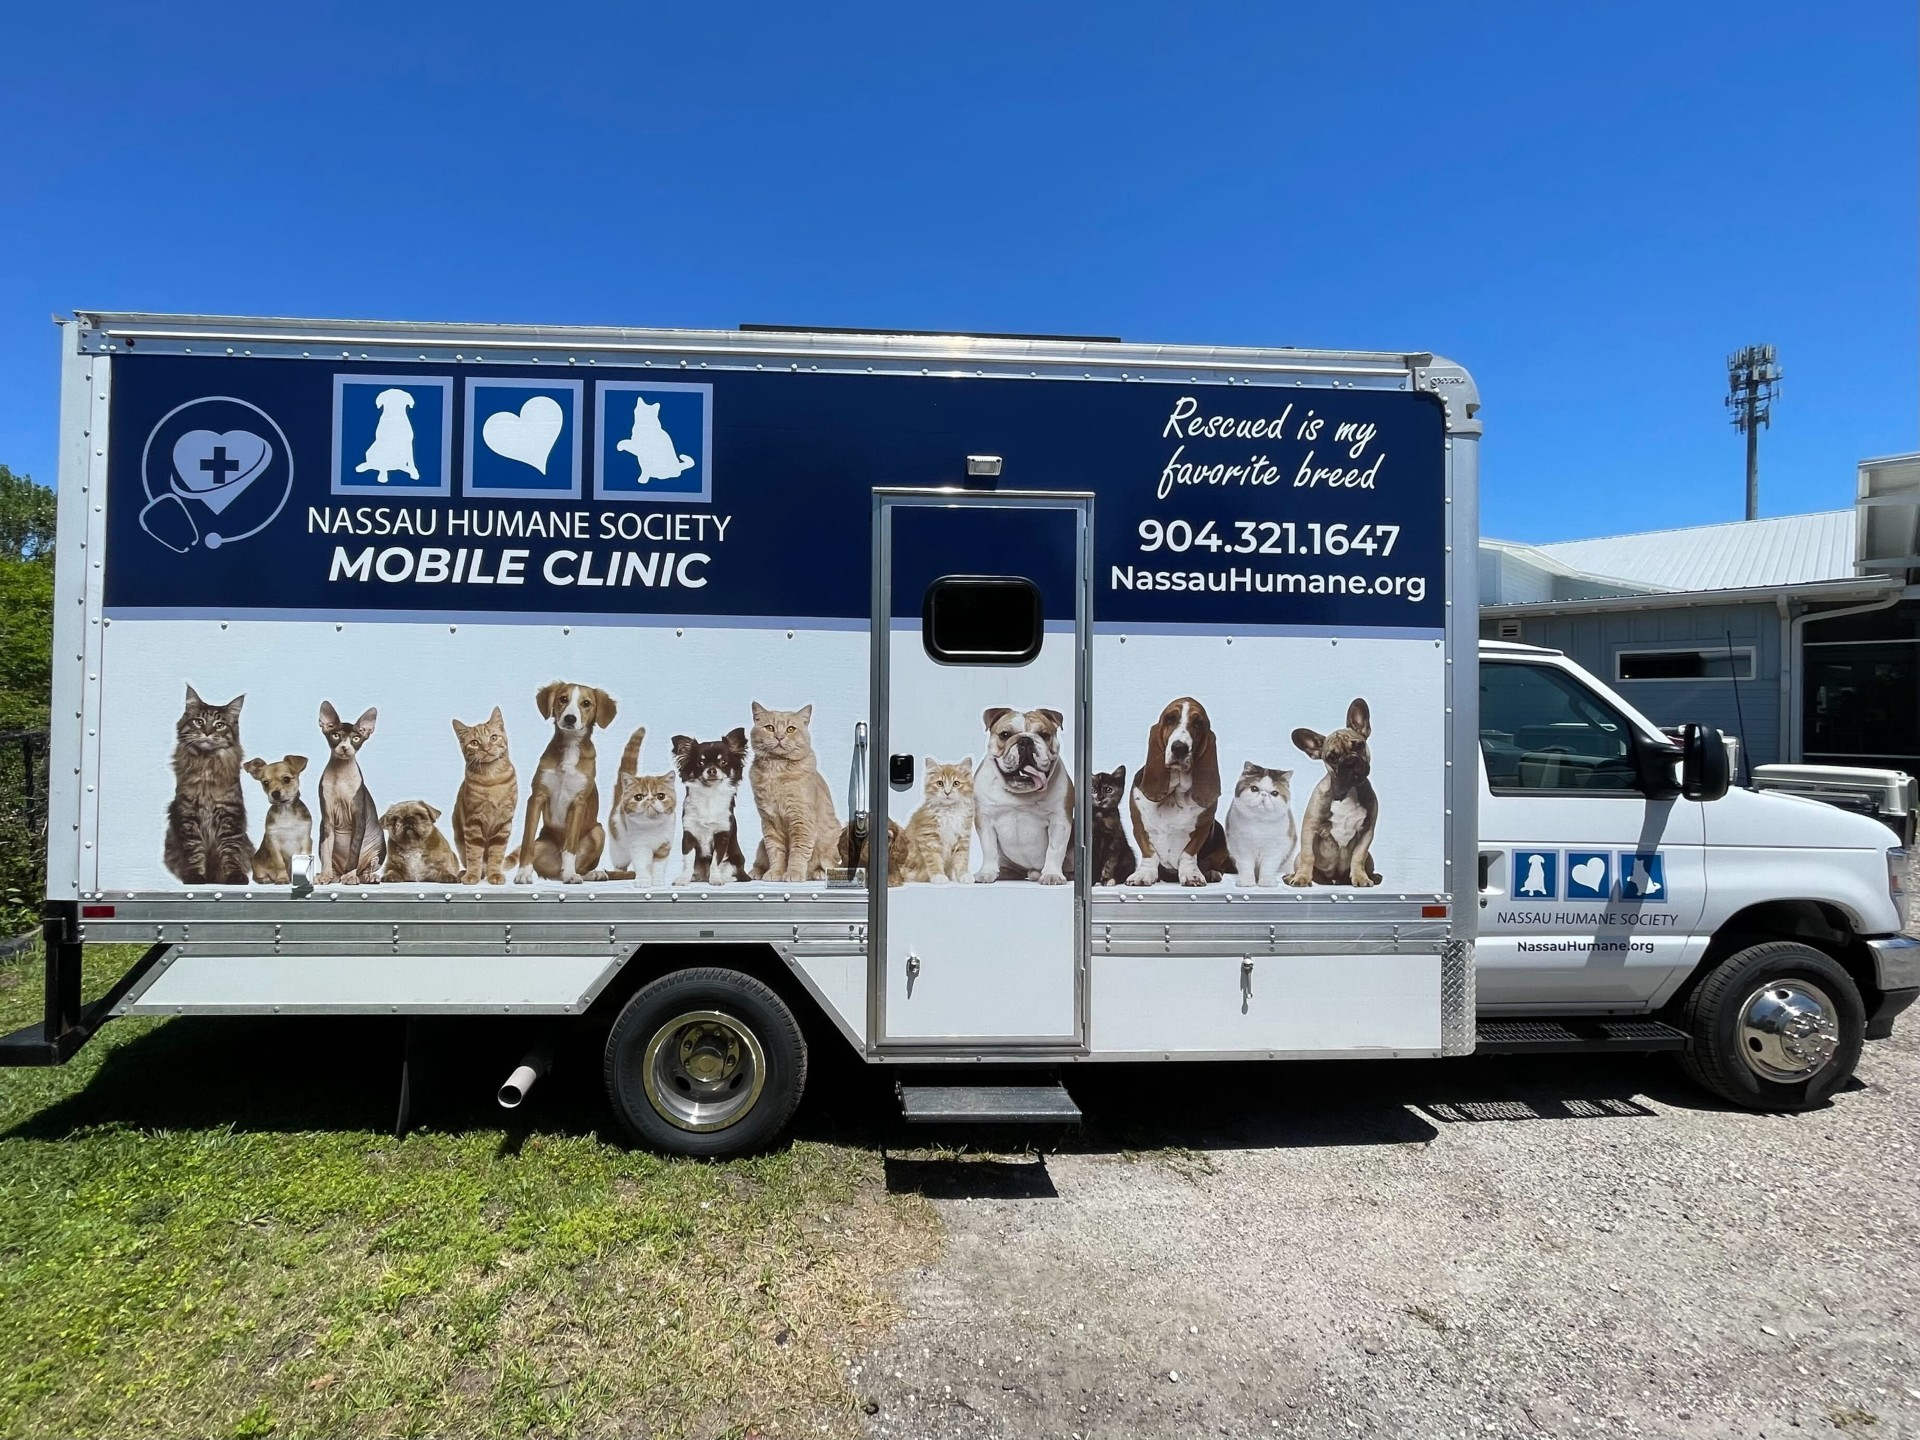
[0,2,1911,542]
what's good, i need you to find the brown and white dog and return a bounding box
[512,681,616,884]
[973,707,1074,884]
[1286,697,1381,888]
[1128,696,1232,886]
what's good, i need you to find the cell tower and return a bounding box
[1725,344,1781,522]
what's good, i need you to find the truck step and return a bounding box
[896,1082,1082,1125]
[1475,1017,1689,1054]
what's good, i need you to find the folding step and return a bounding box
[896,1081,1082,1124]
[1475,1017,1689,1055]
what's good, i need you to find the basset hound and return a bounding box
[1127,696,1233,886]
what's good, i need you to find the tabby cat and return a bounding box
[747,702,841,883]
[162,685,251,885]
[901,757,975,883]
[450,706,517,884]
[1088,763,1138,886]
[589,727,679,887]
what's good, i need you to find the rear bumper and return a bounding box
[1865,934,1920,992]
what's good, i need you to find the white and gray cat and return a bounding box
[589,727,679,887]
[1225,762,1296,887]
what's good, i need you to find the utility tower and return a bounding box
[1725,344,1781,522]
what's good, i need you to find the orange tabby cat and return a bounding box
[902,757,975,883]
[450,706,518,884]
[747,702,840,883]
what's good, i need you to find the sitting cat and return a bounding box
[380,800,462,883]
[316,701,386,885]
[901,757,975,884]
[588,727,679,887]
[747,702,841,883]
[241,754,312,885]
[672,729,749,885]
[833,816,908,886]
[163,685,252,886]
[450,706,517,885]
[1226,762,1296,887]
[1088,763,1138,886]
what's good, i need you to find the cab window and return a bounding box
[1480,662,1641,793]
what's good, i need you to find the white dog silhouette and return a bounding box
[356,388,419,484]
[1520,853,1548,895]
[615,397,695,483]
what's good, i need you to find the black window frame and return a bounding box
[921,574,1045,667]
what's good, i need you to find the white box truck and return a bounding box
[6,313,1912,1154]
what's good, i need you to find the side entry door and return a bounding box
[872,490,1091,1050]
[1477,657,1709,1010]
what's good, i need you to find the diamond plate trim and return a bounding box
[1440,938,1477,1055]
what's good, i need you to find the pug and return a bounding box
[972,706,1075,884]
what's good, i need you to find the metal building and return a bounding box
[1481,453,1920,773]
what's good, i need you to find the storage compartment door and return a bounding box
[873,493,1090,1048]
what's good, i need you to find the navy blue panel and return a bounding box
[103,354,1447,629]
[889,505,1078,622]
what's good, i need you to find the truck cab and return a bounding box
[1475,639,1919,1108]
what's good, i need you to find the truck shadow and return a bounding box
[2,1014,1753,1170]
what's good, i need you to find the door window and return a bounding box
[922,575,1043,665]
[1480,662,1640,793]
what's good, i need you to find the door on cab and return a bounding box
[1476,653,1709,1012]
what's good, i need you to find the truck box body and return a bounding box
[49,314,1482,1062]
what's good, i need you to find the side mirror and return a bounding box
[1680,723,1731,802]
[1636,734,1684,798]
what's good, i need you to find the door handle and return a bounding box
[840,722,870,882]
[1479,851,1499,892]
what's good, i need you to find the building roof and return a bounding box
[1527,509,1855,592]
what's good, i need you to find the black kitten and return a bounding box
[1089,763,1137,886]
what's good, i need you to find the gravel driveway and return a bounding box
[854,1024,1920,1439]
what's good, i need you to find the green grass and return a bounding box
[0,947,937,1438]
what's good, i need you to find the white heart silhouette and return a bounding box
[482,396,564,474]
[1571,857,1606,892]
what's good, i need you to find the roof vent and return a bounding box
[1497,619,1522,641]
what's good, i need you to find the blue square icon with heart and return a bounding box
[465,379,583,499]
[1564,850,1611,900]
[1617,852,1667,902]
[1512,849,1559,901]
[332,376,452,497]
[594,382,712,503]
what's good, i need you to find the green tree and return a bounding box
[0,464,53,930]
[0,464,57,562]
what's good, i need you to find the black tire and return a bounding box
[1680,940,1864,1112]
[603,967,808,1157]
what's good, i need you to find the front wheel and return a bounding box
[1680,941,1864,1111]
[604,968,808,1157]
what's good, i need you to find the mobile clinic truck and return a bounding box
[6,313,1914,1156]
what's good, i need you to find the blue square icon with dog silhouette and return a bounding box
[332,376,452,496]
[464,379,583,500]
[1512,848,1558,901]
[1617,851,1667,902]
[594,381,712,503]
[1564,850,1611,900]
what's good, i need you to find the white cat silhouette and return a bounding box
[615,397,695,483]
[1629,858,1663,897]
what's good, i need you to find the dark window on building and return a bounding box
[1616,647,1755,682]
[1804,645,1920,768]
[922,576,1043,665]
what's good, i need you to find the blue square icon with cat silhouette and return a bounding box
[1512,848,1558,901]
[1564,849,1611,900]
[594,381,713,503]
[1616,851,1667,902]
[464,379,583,500]
[332,376,452,497]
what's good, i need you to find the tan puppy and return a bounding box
[241,755,312,885]
[512,681,615,884]
[973,706,1074,884]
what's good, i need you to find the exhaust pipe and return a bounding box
[498,1041,555,1110]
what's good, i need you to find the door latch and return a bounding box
[1240,956,1253,1014]
[905,951,921,998]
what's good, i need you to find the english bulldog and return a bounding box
[1128,696,1233,886]
[973,706,1074,884]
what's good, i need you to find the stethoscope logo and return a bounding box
[138,396,294,553]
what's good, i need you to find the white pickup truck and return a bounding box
[1474,639,1919,1110]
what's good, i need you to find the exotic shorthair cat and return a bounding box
[163,685,251,886]
[589,727,679,887]
[1225,762,1297,887]
[747,702,840,883]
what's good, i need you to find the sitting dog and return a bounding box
[973,707,1074,884]
[355,387,419,484]
[1128,696,1232,887]
[241,754,312,885]
[512,681,615,884]
[1286,697,1381,888]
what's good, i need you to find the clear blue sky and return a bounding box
[1,3,1912,542]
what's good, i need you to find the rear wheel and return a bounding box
[1681,941,1864,1111]
[604,968,807,1157]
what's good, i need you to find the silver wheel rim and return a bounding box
[1737,978,1840,1081]
[641,1009,768,1133]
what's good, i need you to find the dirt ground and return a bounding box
[852,1022,1920,1439]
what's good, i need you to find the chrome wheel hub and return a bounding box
[1737,980,1839,1081]
[642,1010,767,1132]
